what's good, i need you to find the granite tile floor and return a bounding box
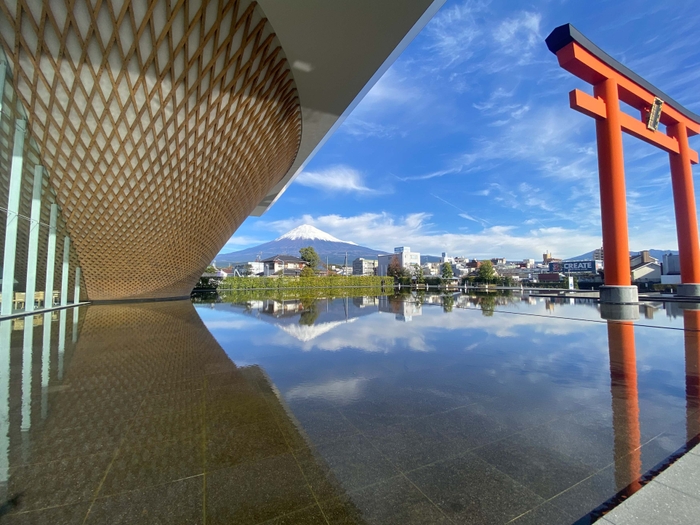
[0,303,364,524]
[2,298,699,524]
[599,444,700,525]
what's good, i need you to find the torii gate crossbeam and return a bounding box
[546,24,700,303]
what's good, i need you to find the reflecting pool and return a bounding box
[0,292,698,524]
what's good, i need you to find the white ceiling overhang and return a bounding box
[251,0,445,216]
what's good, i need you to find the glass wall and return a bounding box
[0,48,85,316]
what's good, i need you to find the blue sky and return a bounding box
[222,0,700,260]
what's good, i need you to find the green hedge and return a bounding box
[218,286,390,304]
[219,275,392,290]
[461,275,518,287]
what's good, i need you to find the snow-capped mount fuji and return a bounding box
[274,225,356,245]
[217,224,389,265]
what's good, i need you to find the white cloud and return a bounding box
[220,235,268,251]
[203,319,256,330]
[257,211,606,259]
[357,67,420,108]
[424,0,484,67]
[286,377,368,405]
[294,165,377,194]
[338,67,427,140]
[395,167,464,182]
[493,12,541,54]
[472,87,516,112]
[340,117,399,139]
[430,193,489,226]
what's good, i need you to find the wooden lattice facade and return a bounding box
[0,0,302,300]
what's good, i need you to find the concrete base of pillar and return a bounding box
[678,302,700,311]
[600,303,640,321]
[600,285,638,305]
[677,283,700,298]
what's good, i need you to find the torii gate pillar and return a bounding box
[546,24,700,302]
[670,123,700,296]
[594,77,636,304]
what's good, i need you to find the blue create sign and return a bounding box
[549,260,598,272]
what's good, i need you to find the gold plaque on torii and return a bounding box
[646,97,664,131]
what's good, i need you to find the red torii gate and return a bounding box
[546,24,700,303]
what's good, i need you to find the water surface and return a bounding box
[0,292,697,524]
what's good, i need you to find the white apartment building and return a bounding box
[377,247,421,276]
[661,253,681,285]
[229,261,264,276]
[422,262,441,276]
[352,258,378,276]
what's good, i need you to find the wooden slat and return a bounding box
[0,0,302,300]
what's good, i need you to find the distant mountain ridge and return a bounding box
[217,225,389,265]
[567,249,678,261]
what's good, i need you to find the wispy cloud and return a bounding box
[336,67,425,140]
[220,235,268,251]
[340,117,399,139]
[395,167,466,182]
[294,165,381,194]
[430,193,489,226]
[472,87,516,112]
[355,68,420,108]
[423,0,485,67]
[493,12,541,61]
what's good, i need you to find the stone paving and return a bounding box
[600,444,700,525]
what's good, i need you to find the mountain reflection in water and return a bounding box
[0,292,698,524]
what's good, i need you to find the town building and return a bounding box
[262,255,306,277]
[629,250,656,269]
[335,266,354,276]
[538,273,563,283]
[353,296,380,308]
[663,253,681,275]
[377,247,421,276]
[378,295,422,322]
[422,263,441,276]
[662,253,681,285]
[631,261,662,283]
[227,262,265,277]
[630,250,661,284]
[352,258,378,276]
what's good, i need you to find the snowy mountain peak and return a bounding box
[275,224,357,245]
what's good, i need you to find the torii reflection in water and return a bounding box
[605,304,700,498]
[683,308,700,442]
[606,318,642,494]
